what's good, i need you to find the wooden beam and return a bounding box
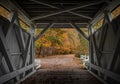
[0,64,34,84]
[22,35,32,66]
[19,26,35,78]
[29,10,94,13]
[89,25,100,65]
[90,63,120,82]
[89,26,101,79]
[15,12,25,52]
[21,34,34,78]
[33,15,91,18]
[0,28,16,71]
[36,23,88,29]
[14,26,26,52]
[30,0,58,9]
[0,27,19,82]
[88,70,109,84]
[6,11,26,51]
[11,53,22,55]
[0,0,32,26]
[107,26,120,71]
[29,25,35,64]
[22,37,32,77]
[88,27,94,69]
[31,39,35,64]
[14,13,26,50]
[35,23,53,41]
[16,69,36,84]
[68,11,92,20]
[71,23,88,40]
[7,11,26,52]
[6,11,17,38]
[35,20,89,23]
[31,0,104,21]
[30,0,93,20]
[90,0,120,25]
[98,10,113,52]
[0,52,2,66]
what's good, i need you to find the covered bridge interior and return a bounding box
[0,0,120,84]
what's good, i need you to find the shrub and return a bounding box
[75,53,81,58]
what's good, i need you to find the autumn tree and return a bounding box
[35,28,68,57]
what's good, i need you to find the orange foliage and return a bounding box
[112,6,120,18]
[19,19,29,31]
[0,6,10,18]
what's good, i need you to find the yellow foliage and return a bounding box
[94,6,120,30]
[0,6,29,31]
[35,28,73,55]
[94,18,103,30]
[55,44,61,49]
[19,19,29,31]
[0,6,10,18]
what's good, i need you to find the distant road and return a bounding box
[40,54,83,70]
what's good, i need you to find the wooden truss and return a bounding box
[0,11,35,83]
[88,6,120,84]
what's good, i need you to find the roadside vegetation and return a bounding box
[35,28,88,58]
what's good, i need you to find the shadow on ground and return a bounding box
[21,55,103,84]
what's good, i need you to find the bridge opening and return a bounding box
[35,28,88,57]
[19,28,94,84]
[0,0,120,84]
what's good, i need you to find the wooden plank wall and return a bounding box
[89,13,120,84]
[0,14,35,84]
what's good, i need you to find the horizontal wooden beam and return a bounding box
[36,23,88,28]
[90,63,120,82]
[11,53,22,55]
[33,18,89,21]
[35,20,89,23]
[0,64,35,84]
[25,7,97,12]
[16,69,36,84]
[88,70,109,84]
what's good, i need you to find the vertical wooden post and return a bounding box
[89,24,100,65]
[98,10,113,54]
[29,24,35,66]
[89,24,102,76]
[88,26,93,70]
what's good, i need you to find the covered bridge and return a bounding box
[0,0,120,84]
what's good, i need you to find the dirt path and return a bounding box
[21,54,103,84]
[40,54,84,70]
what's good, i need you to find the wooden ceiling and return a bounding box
[13,0,107,28]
